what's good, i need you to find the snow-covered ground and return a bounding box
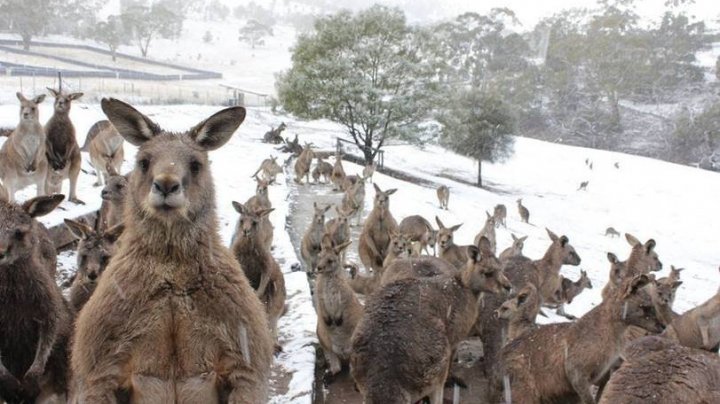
[2,96,720,400]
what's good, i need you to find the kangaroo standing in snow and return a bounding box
[87,119,124,187]
[71,99,273,402]
[44,88,84,204]
[0,93,49,203]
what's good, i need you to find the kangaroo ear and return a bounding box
[64,218,93,240]
[258,208,274,218]
[102,98,161,146]
[645,239,656,253]
[47,87,59,98]
[520,236,528,242]
[189,106,246,151]
[386,188,397,195]
[477,236,493,255]
[625,233,641,247]
[22,194,64,218]
[373,183,382,194]
[334,240,352,254]
[546,228,558,242]
[323,204,332,213]
[103,223,125,243]
[33,94,46,104]
[466,245,480,263]
[449,223,462,232]
[560,235,569,247]
[517,292,529,305]
[69,92,84,101]
[607,252,618,264]
[435,216,445,229]
[620,274,651,300]
[231,201,245,214]
[16,92,27,102]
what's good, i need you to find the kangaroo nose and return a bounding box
[88,271,98,281]
[152,177,181,196]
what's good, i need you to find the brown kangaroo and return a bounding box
[398,215,437,256]
[601,252,626,301]
[662,271,720,352]
[44,88,84,204]
[0,93,49,203]
[473,211,497,253]
[252,155,282,184]
[341,176,366,226]
[243,177,273,250]
[380,256,456,286]
[517,198,529,223]
[87,120,124,187]
[553,270,593,319]
[605,226,620,237]
[230,202,286,350]
[294,143,315,184]
[65,219,125,312]
[599,336,720,404]
[357,184,398,275]
[496,283,543,343]
[324,206,352,263]
[0,194,70,404]
[315,238,363,381]
[494,274,666,404]
[301,202,331,273]
[623,233,662,277]
[493,203,507,228]
[499,233,527,262]
[436,185,449,210]
[71,99,273,402]
[98,164,128,231]
[362,162,376,183]
[435,217,469,270]
[312,156,333,184]
[476,229,581,375]
[330,152,346,191]
[351,238,511,404]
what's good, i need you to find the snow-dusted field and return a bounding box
[2,93,720,400]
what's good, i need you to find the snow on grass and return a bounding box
[2,101,719,400]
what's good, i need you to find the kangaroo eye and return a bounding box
[138,158,150,173]
[14,229,25,240]
[189,160,201,174]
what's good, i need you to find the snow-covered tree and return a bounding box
[438,90,515,187]
[238,20,273,49]
[89,15,125,61]
[0,0,61,49]
[276,5,435,163]
[121,1,183,57]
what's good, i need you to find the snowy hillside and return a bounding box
[2,99,720,400]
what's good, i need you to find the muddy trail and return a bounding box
[285,174,491,403]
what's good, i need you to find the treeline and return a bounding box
[277,1,720,180]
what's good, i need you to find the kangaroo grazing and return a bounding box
[494,274,666,404]
[252,156,283,184]
[86,119,124,187]
[435,217,468,270]
[315,238,363,381]
[473,211,497,253]
[496,283,543,343]
[79,119,109,152]
[499,233,527,262]
[605,226,620,237]
[493,203,507,228]
[331,152,346,191]
[263,122,286,144]
[599,336,720,404]
[0,93,49,203]
[351,239,512,404]
[517,198,529,223]
[577,180,589,191]
[0,194,70,404]
[65,219,124,312]
[436,185,449,210]
[362,162,376,183]
[293,143,315,184]
[301,203,331,272]
[71,99,273,402]
[44,88,84,204]
[398,215,437,256]
[312,156,333,184]
[230,202,286,350]
[357,184,398,276]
